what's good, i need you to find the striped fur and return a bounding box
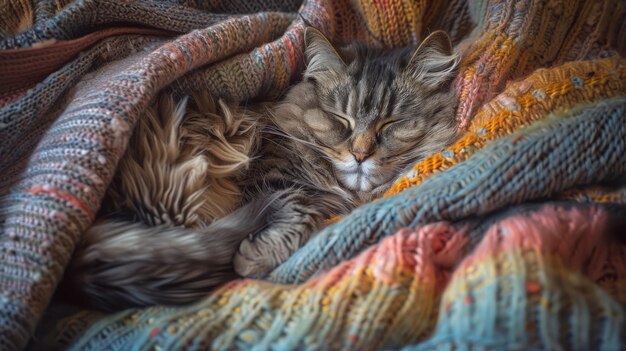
[233,29,460,277]
[67,29,460,310]
[67,92,265,310]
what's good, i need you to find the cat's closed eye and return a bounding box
[325,111,353,130]
[303,109,351,144]
[378,118,407,133]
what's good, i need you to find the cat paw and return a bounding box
[233,238,278,278]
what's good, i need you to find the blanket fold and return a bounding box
[1,0,625,350]
[270,94,626,283]
[61,202,626,351]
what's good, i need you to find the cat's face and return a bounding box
[272,28,459,195]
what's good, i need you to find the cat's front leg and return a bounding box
[233,190,328,278]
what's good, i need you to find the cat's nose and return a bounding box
[352,151,372,163]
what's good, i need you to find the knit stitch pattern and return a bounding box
[79,204,626,350]
[0,0,625,350]
[270,96,626,283]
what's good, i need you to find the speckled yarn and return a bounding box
[405,204,626,351]
[271,96,626,283]
[453,0,626,129]
[385,56,626,196]
[62,204,626,351]
[1,0,625,350]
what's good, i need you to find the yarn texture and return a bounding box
[1,0,625,350]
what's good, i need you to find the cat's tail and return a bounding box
[63,197,272,312]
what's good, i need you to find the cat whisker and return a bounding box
[75,28,460,310]
[263,129,338,159]
[259,136,335,163]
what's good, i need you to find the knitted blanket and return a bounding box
[1,0,625,350]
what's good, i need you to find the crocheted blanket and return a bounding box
[1,0,625,350]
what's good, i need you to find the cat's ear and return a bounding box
[304,27,346,79]
[407,31,458,88]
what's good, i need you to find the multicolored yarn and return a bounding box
[51,204,624,351]
[385,56,626,196]
[453,0,626,129]
[559,184,626,204]
[63,223,465,350]
[270,96,626,283]
[1,0,625,350]
[405,204,626,351]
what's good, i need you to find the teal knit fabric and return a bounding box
[270,98,626,283]
[58,99,626,351]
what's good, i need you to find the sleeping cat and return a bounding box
[67,28,460,311]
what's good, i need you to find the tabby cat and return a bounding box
[67,28,460,311]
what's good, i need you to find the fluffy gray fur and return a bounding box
[233,29,459,276]
[67,28,460,311]
[67,92,265,310]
